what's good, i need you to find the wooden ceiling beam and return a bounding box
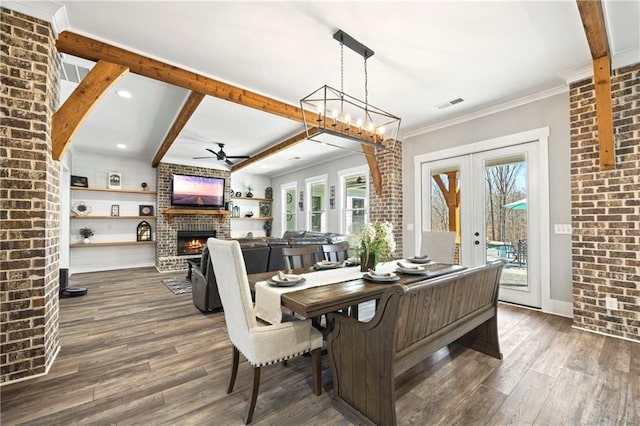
[56,31,320,125]
[52,60,128,160]
[152,91,205,167]
[231,128,317,172]
[577,0,615,171]
[362,144,383,196]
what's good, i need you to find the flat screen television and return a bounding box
[171,174,225,209]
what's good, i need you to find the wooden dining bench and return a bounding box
[326,260,506,426]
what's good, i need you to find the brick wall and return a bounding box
[156,163,231,271]
[370,140,403,258]
[1,8,60,383]
[570,62,639,342]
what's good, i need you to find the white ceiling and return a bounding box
[13,1,640,176]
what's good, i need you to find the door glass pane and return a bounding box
[429,167,460,263]
[344,174,367,233]
[309,182,326,232]
[484,157,528,289]
[285,188,296,231]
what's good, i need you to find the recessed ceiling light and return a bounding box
[116,90,132,99]
[116,144,127,149]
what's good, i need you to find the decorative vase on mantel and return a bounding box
[82,238,91,244]
[360,253,377,272]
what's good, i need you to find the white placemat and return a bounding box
[254,262,396,324]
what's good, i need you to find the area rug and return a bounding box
[161,276,192,295]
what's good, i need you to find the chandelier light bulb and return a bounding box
[356,118,363,127]
[378,126,385,136]
[368,122,375,131]
[331,109,338,119]
[344,114,351,123]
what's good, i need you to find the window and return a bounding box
[340,168,368,234]
[306,176,327,232]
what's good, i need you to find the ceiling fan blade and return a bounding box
[193,156,217,159]
[226,155,251,159]
[205,148,223,160]
[225,159,234,166]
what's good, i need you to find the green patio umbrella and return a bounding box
[503,198,527,210]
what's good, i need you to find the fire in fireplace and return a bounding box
[177,230,216,256]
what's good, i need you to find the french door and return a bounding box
[420,140,545,308]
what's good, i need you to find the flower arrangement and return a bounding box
[348,221,396,269]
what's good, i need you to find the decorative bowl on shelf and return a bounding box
[245,211,254,218]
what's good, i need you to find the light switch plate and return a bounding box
[554,224,572,234]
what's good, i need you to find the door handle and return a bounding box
[475,240,480,245]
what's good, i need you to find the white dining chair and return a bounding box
[207,238,323,424]
[420,231,457,264]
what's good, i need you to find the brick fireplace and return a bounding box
[155,162,230,272]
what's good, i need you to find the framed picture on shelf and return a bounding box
[137,221,152,241]
[108,172,121,190]
[259,202,271,218]
[71,175,88,188]
[139,205,154,216]
[111,205,120,216]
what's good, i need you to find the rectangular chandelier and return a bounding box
[300,30,401,155]
[300,85,401,153]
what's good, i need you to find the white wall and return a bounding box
[269,153,368,237]
[403,92,572,305]
[229,172,272,238]
[69,152,157,274]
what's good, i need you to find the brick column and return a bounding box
[570,63,639,342]
[1,8,61,383]
[369,140,403,258]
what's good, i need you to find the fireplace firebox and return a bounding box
[177,230,216,256]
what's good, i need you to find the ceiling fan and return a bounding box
[193,143,250,166]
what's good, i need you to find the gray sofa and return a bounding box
[191,232,347,312]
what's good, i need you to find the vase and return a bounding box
[360,253,377,272]
[83,238,90,244]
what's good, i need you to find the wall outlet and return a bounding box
[605,297,618,310]
[554,224,572,234]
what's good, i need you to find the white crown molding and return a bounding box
[3,1,69,36]
[612,46,640,70]
[404,85,568,139]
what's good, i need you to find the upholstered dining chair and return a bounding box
[206,238,323,424]
[420,231,457,264]
[282,245,323,269]
[322,242,350,262]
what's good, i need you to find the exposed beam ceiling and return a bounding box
[231,128,319,173]
[152,91,205,167]
[56,31,383,186]
[52,60,128,160]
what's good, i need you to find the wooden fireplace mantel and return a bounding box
[161,209,230,224]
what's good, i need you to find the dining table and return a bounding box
[248,260,466,324]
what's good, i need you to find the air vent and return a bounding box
[60,61,90,84]
[435,97,465,110]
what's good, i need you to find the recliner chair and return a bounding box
[191,239,270,312]
[191,246,223,312]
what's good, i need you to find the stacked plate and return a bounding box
[314,260,343,270]
[396,261,426,275]
[407,255,431,264]
[267,273,306,287]
[363,271,400,283]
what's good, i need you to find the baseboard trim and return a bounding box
[572,325,640,344]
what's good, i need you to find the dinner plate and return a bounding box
[271,274,303,283]
[395,267,426,275]
[407,256,431,264]
[363,272,400,282]
[267,277,306,287]
[314,261,342,270]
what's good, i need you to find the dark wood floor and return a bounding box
[1,267,638,425]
